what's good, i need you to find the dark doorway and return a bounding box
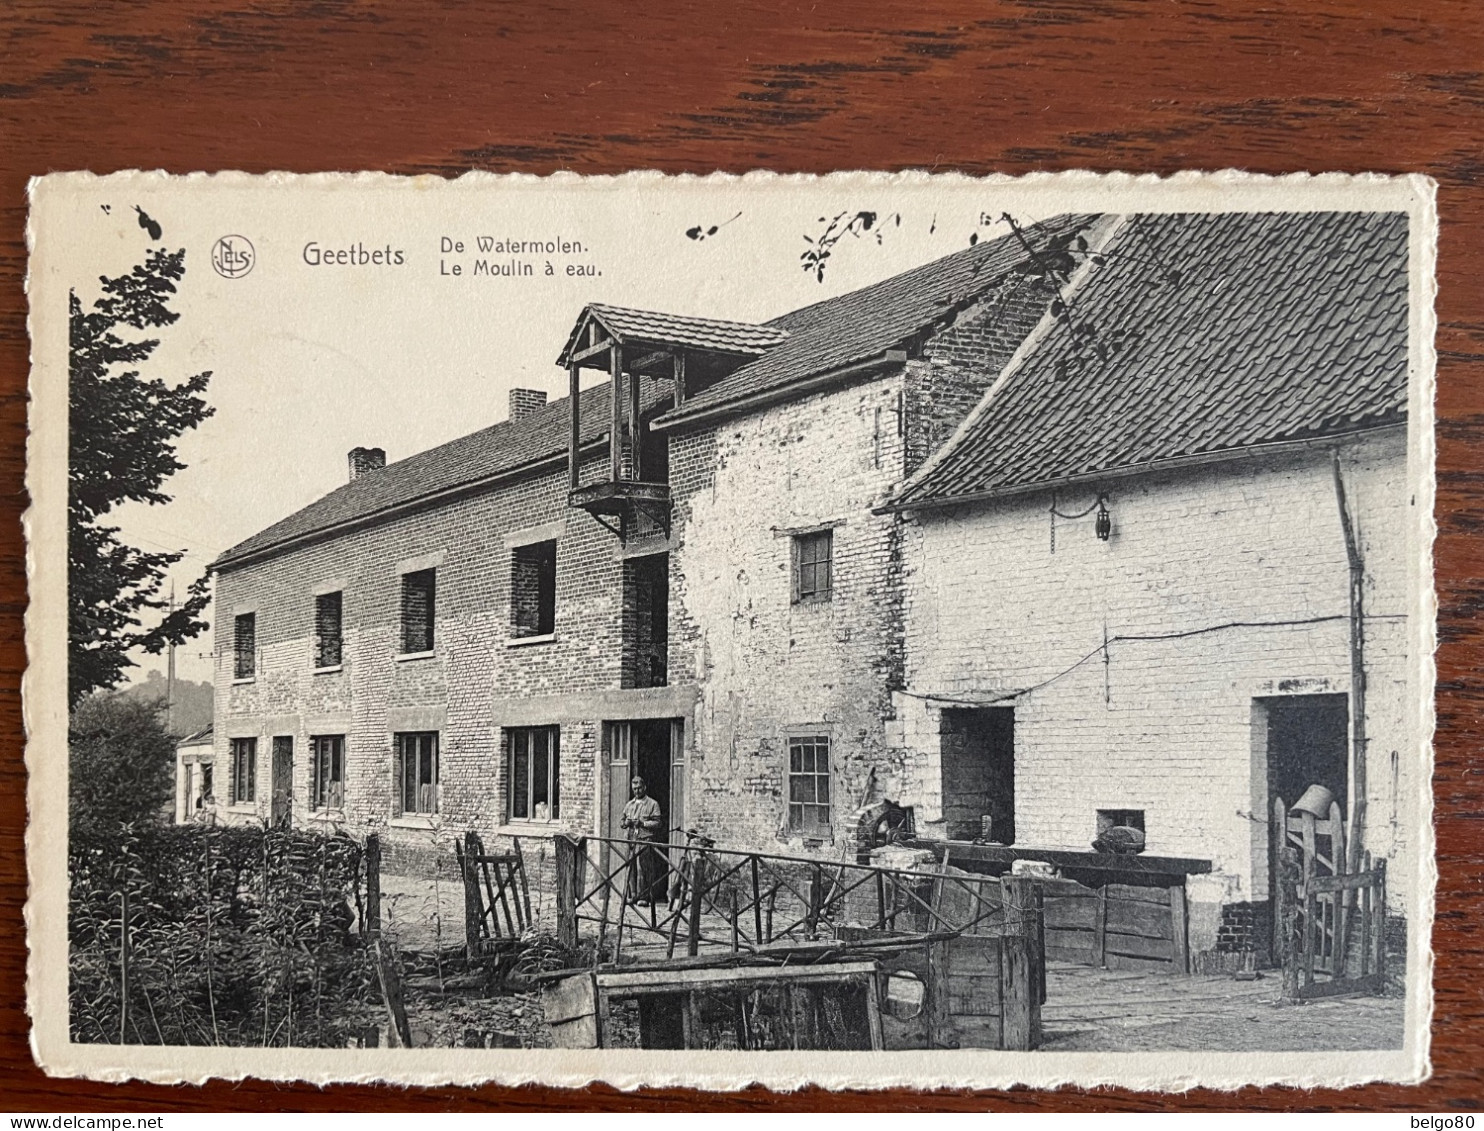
[940,708,1015,843]
[1261,693,1349,960]
[606,719,684,846]
[1265,693,1349,820]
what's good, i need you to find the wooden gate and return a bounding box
[1272,795,1387,1000]
[457,831,532,957]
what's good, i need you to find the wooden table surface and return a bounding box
[2,0,1480,1112]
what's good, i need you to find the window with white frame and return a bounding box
[508,726,560,822]
[394,731,439,816]
[229,737,257,805]
[310,735,345,811]
[787,734,832,837]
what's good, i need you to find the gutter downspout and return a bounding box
[1331,449,1367,875]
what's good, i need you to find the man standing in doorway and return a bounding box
[622,775,664,904]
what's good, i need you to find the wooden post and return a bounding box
[1169,882,1190,976]
[1092,884,1108,968]
[687,853,707,957]
[371,935,413,1048]
[629,362,643,481]
[1277,844,1303,1003]
[999,876,1040,1051]
[1374,857,1387,983]
[568,364,581,490]
[365,832,382,937]
[750,856,763,947]
[672,351,687,407]
[609,346,623,482]
[512,836,533,929]
[555,835,579,952]
[460,831,481,958]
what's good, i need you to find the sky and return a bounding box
[45,172,1395,686]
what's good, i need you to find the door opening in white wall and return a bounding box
[940,707,1015,844]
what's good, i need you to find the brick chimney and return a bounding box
[509,388,548,422]
[348,446,386,481]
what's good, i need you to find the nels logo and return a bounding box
[212,235,256,279]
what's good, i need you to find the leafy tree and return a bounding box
[69,247,213,707]
[69,693,176,836]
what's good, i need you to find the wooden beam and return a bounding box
[571,337,617,366]
[629,362,643,481]
[673,351,687,407]
[568,364,581,491]
[609,345,622,482]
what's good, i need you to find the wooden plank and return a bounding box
[1104,931,1175,962]
[1169,883,1190,975]
[543,974,600,1049]
[1309,871,1383,894]
[1104,897,1173,939]
[1042,894,1099,930]
[597,960,878,993]
[1104,882,1175,905]
[371,934,413,1048]
[1044,926,1097,955]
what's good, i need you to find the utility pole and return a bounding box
[166,580,176,737]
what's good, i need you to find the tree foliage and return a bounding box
[69,247,214,706]
[69,693,177,837]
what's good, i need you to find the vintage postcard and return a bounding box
[25,171,1436,1089]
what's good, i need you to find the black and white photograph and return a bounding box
[25,172,1435,1089]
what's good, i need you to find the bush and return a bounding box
[69,694,175,838]
[69,824,377,1046]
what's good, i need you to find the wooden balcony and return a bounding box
[567,479,672,539]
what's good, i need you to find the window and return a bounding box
[315,591,343,668]
[310,735,345,811]
[788,735,832,836]
[792,530,833,603]
[1097,809,1145,834]
[508,726,560,821]
[229,737,257,805]
[400,569,436,654]
[233,613,256,679]
[394,731,439,816]
[511,540,557,637]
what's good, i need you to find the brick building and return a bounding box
[882,211,1417,958]
[202,210,1419,963]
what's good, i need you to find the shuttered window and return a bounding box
[400,569,436,654]
[792,530,833,603]
[229,737,257,805]
[310,735,345,811]
[315,591,343,669]
[394,731,438,816]
[508,726,560,822]
[233,613,256,679]
[787,735,831,836]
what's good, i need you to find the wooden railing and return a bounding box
[554,834,1008,962]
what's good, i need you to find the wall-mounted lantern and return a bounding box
[1095,498,1112,541]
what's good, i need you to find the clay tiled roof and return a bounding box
[655,215,1099,426]
[558,304,789,364]
[212,380,668,570]
[890,211,1409,509]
